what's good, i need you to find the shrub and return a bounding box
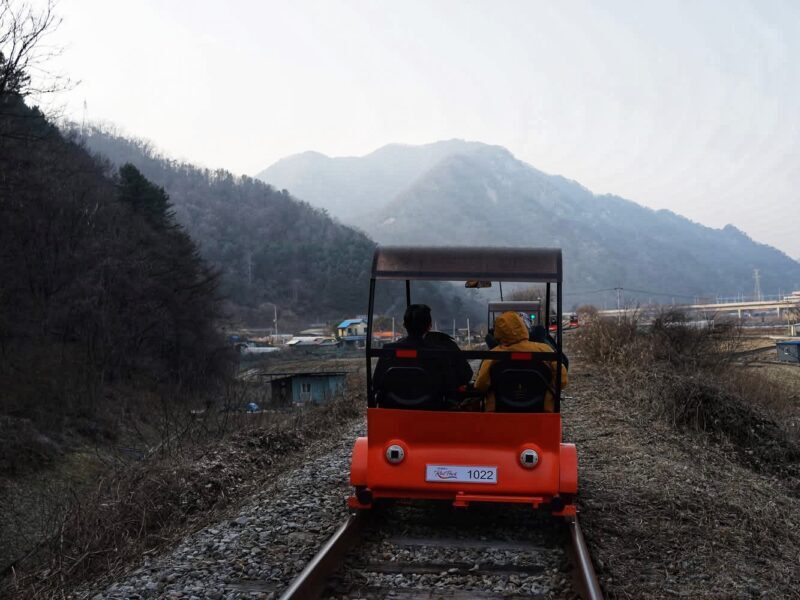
[573,313,799,478]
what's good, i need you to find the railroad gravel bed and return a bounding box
[327,502,575,599]
[78,420,579,600]
[76,422,364,600]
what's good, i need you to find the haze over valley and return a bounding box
[259,140,800,306]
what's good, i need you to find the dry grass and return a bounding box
[734,361,800,445]
[2,376,365,599]
[573,313,799,472]
[567,316,800,598]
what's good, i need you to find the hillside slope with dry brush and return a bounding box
[2,378,364,599]
[566,314,800,598]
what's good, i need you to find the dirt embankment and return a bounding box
[2,375,365,599]
[565,321,800,599]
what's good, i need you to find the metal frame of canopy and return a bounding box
[365,246,564,410]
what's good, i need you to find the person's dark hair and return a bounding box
[403,304,432,336]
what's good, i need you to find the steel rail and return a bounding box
[568,515,604,600]
[279,510,366,600]
[280,509,603,600]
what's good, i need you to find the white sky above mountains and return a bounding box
[36,0,800,258]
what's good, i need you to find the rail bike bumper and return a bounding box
[348,408,577,516]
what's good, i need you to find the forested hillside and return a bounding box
[261,141,800,305]
[78,127,380,325]
[0,92,228,473]
[78,128,481,324]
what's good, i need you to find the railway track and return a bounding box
[280,501,603,599]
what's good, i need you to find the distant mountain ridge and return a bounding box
[258,140,800,303]
[258,140,491,220]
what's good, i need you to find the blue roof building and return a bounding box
[337,317,368,348]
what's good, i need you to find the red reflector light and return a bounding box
[396,349,417,358]
[511,352,532,360]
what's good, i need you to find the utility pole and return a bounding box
[466,317,471,345]
[452,318,456,340]
[264,302,278,341]
[615,287,623,322]
[391,317,395,342]
[753,269,762,302]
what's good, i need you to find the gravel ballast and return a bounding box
[328,502,573,599]
[77,422,362,600]
[79,424,578,600]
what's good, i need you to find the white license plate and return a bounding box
[425,465,497,484]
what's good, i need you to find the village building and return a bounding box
[777,340,800,364]
[336,317,368,347]
[267,372,347,405]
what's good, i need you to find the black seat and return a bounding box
[490,360,552,413]
[375,359,447,410]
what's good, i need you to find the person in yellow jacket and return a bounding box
[474,311,568,412]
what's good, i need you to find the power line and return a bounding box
[564,286,697,300]
[620,288,697,299]
[563,287,616,296]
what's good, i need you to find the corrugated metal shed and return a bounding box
[267,371,348,405]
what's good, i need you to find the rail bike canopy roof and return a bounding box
[371,246,562,283]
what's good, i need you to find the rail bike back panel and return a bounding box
[349,408,577,513]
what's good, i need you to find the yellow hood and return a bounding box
[494,311,529,345]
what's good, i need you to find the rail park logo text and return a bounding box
[433,468,458,480]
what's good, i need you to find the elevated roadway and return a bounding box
[598,297,800,320]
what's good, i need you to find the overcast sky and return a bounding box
[37,0,800,258]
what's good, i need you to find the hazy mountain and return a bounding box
[259,141,800,304]
[257,140,489,220]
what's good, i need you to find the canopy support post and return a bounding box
[555,281,563,413]
[366,278,376,408]
[545,283,551,326]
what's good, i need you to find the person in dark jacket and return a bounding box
[425,329,474,388]
[373,304,472,406]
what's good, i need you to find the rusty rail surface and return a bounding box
[279,510,366,600]
[568,515,604,600]
[280,509,604,600]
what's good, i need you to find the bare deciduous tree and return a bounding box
[0,0,65,100]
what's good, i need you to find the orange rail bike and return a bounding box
[348,246,577,517]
